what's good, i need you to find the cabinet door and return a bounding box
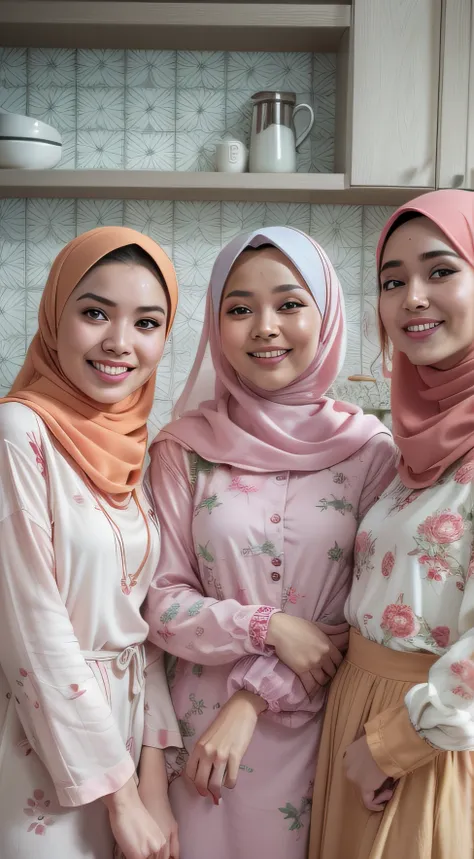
[466,1,474,187]
[437,0,471,190]
[350,0,441,187]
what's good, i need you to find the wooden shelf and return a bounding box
[0,170,345,201]
[0,169,433,204]
[0,2,351,52]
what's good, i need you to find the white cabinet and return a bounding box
[349,0,441,188]
[346,0,474,193]
[435,0,474,191]
[437,0,471,190]
[0,0,463,201]
[466,3,474,188]
[463,0,474,190]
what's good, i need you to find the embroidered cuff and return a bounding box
[248,606,281,653]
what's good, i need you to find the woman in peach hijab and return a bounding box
[310,189,474,858]
[0,228,181,859]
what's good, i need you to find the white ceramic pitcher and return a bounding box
[249,91,314,173]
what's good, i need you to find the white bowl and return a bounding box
[0,112,62,169]
[0,139,62,169]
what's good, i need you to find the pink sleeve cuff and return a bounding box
[248,606,281,653]
[142,727,183,750]
[55,754,135,808]
[228,655,284,712]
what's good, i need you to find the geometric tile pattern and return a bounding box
[0,197,392,426]
[0,46,390,422]
[0,47,336,172]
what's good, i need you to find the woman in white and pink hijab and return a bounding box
[140,227,396,859]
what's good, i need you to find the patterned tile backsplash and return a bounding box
[0,47,335,172]
[0,47,392,433]
[0,198,392,431]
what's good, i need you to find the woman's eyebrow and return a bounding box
[419,250,460,261]
[77,293,165,315]
[77,292,116,306]
[380,249,460,273]
[224,284,305,299]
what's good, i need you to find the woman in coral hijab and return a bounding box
[310,189,474,859]
[0,228,181,859]
[142,227,396,859]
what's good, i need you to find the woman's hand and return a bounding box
[266,613,345,685]
[138,747,179,859]
[186,690,266,803]
[138,793,179,859]
[102,776,170,859]
[343,735,396,811]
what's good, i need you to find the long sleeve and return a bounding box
[228,655,315,715]
[403,565,474,754]
[366,548,474,778]
[0,404,135,806]
[227,620,349,717]
[145,441,280,665]
[365,703,439,779]
[143,642,182,749]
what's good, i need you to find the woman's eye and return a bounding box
[280,300,304,311]
[382,279,404,291]
[136,318,160,330]
[431,267,455,279]
[83,308,107,321]
[228,306,251,316]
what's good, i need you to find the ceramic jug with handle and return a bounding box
[249,91,314,173]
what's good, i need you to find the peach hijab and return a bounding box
[377,189,474,488]
[0,227,178,496]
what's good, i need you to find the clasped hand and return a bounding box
[266,612,348,687]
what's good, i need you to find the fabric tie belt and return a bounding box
[81,643,145,697]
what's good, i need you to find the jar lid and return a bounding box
[251,91,297,105]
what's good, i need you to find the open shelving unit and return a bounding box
[0,1,433,203]
[0,2,356,201]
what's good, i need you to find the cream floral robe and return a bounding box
[0,403,181,858]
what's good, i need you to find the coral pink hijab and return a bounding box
[377,189,474,488]
[154,226,386,472]
[1,227,178,496]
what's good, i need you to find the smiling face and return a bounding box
[56,260,169,404]
[219,246,322,391]
[379,216,474,370]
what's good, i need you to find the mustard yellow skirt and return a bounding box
[309,629,474,859]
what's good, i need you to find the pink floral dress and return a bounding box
[0,403,181,858]
[146,432,396,859]
[346,459,474,751]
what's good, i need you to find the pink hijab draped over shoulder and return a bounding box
[377,189,474,489]
[154,226,386,472]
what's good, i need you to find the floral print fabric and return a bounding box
[346,460,474,751]
[0,403,180,858]
[145,432,396,859]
